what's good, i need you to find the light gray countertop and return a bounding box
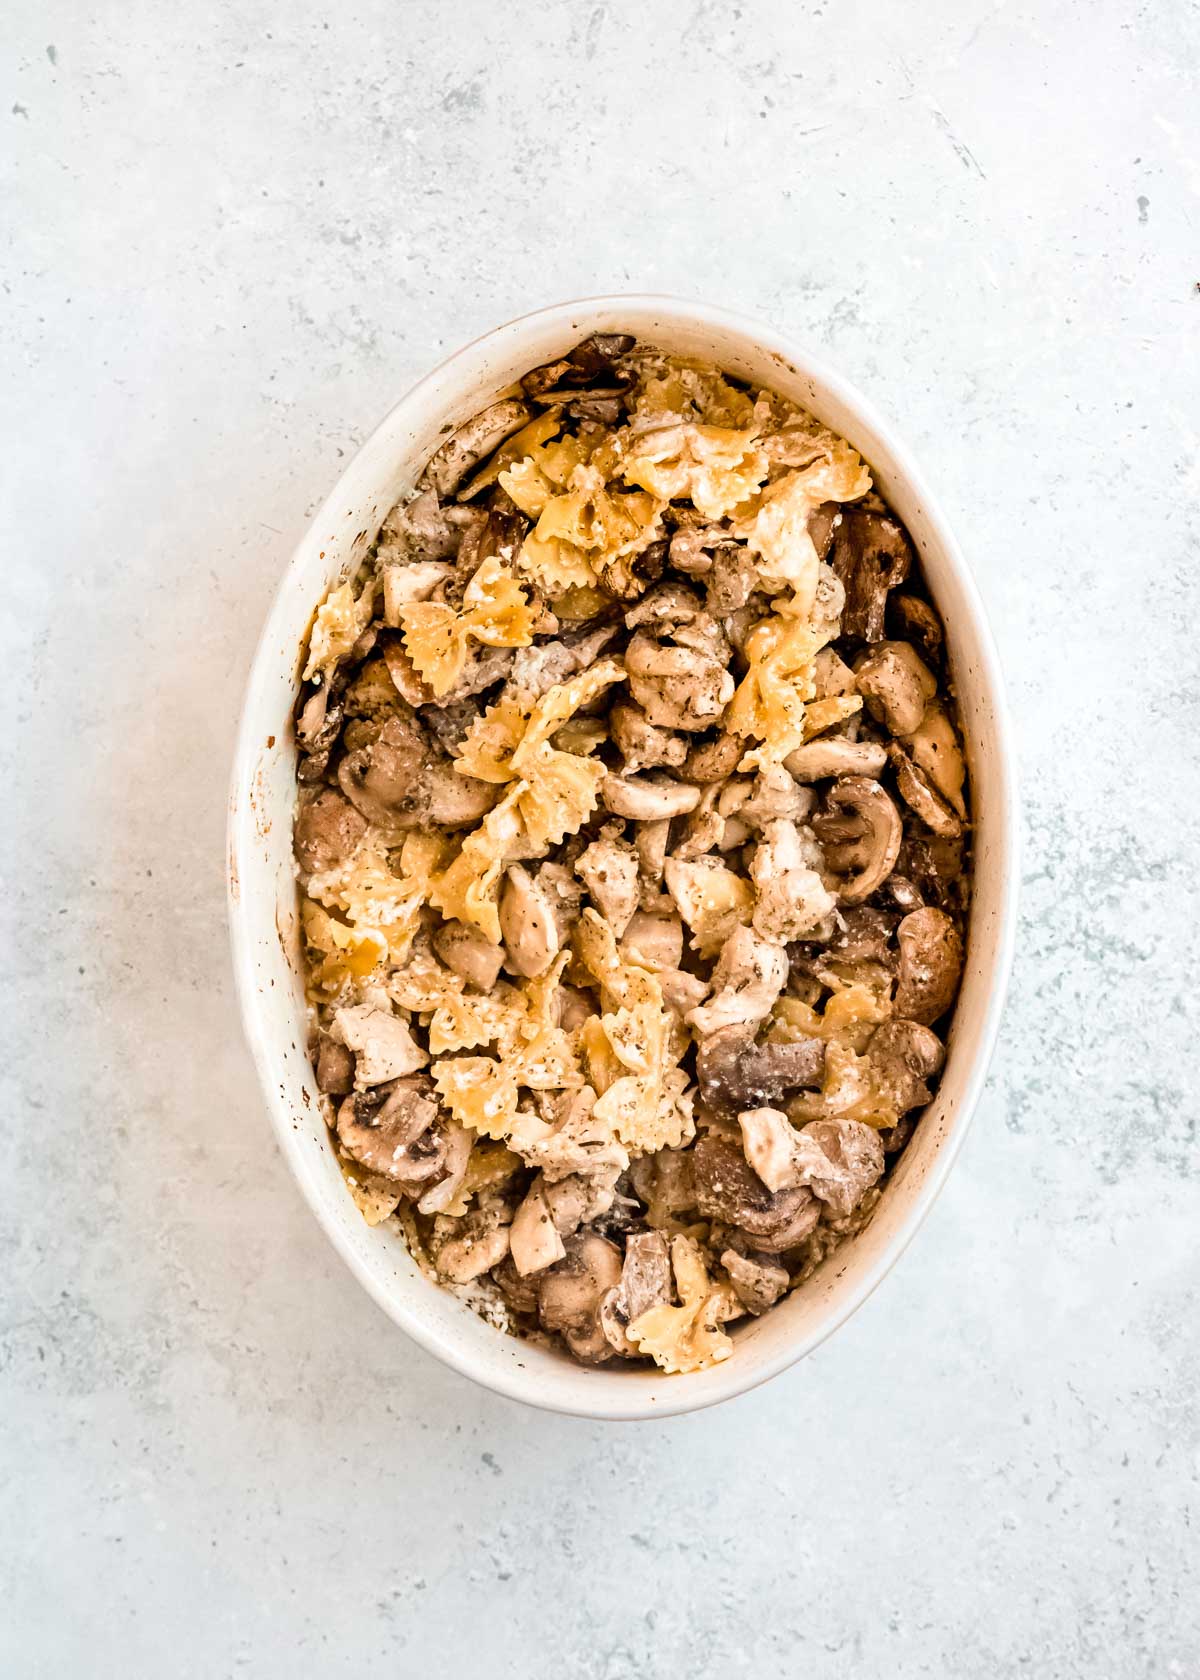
[3,1,1197,1674]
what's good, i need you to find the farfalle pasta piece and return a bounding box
[627,1235,742,1374]
[388,944,515,1055]
[429,784,526,943]
[431,954,583,1139]
[304,830,446,970]
[729,442,870,613]
[301,900,388,998]
[727,612,864,773]
[434,662,626,939]
[620,423,768,521]
[303,577,376,684]
[397,554,536,698]
[459,407,565,499]
[575,909,693,1153]
[517,465,663,596]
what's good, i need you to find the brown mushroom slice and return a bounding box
[315,1033,355,1095]
[435,1210,512,1283]
[335,1080,438,1181]
[829,504,912,641]
[601,772,701,821]
[538,1232,623,1364]
[499,863,561,978]
[888,744,964,838]
[784,737,888,782]
[509,1182,567,1277]
[492,1255,541,1316]
[337,714,432,830]
[900,705,967,819]
[294,788,369,876]
[720,1248,789,1316]
[432,919,505,991]
[889,592,945,664]
[867,1019,945,1113]
[695,1026,825,1118]
[814,777,903,905]
[892,908,964,1025]
[420,398,533,498]
[853,642,938,736]
[691,1135,820,1254]
[425,762,499,828]
[600,1231,673,1356]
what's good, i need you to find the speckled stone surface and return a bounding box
[3,1,1198,1674]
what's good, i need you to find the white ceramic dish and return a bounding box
[227,296,1018,1421]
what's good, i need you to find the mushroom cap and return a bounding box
[421,398,533,498]
[432,919,505,992]
[691,1135,821,1252]
[784,737,888,783]
[720,1247,789,1316]
[867,1019,945,1113]
[294,788,369,876]
[893,908,964,1025]
[853,641,937,736]
[829,504,912,641]
[538,1232,623,1364]
[695,1026,826,1118]
[887,744,964,838]
[814,776,903,904]
[335,1081,440,1183]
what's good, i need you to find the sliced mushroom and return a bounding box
[575,837,640,938]
[720,1247,789,1316]
[435,1206,512,1283]
[334,1005,428,1086]
[425,762,499,828]
[691,1135,821,1253]
[826,906,898,966]
[421,399,533,498]
[500,863,561,978]
[600,1231,673,1356]
[893,908,964,1025]
[538,1232,623,1363]
[601,771,701,821]
[510,1181,567,1276]
[829,503,912,642]
[888,744,964,838]
[294,788,368,875]
[337,714,431,830]
[854,641,938,736]
[785,737,888,782]
[888,593,944,666]
[812,777,903,905]
[314,1033,355,1095]
[432,919,505,991]
[900,704,967,819]
[335,1079,438,1181]
[867,1019,945,1113]
[695,1026,825,1117]
[735,1108,885,1217]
